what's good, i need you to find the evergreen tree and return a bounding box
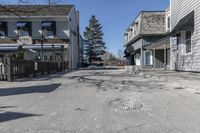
[83,15,106,64]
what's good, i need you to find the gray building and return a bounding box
[144,7,171,70]
[124,11,166,69]
[170,0,199,72]
[0,5,81,70]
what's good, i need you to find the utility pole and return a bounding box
[48,0,51,5]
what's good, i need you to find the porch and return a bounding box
[143,36,170,70]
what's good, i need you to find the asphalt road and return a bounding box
[0,69,200,133]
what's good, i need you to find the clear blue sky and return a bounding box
[6,0,169,55]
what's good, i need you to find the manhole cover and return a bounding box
[109,98,143,111]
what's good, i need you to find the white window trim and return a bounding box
[184,30,193,55]
[144,51,153,65]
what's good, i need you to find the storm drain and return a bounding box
[109,98,143,111]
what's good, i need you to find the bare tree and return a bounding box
[0,0,62,16]
[116,49,124,61]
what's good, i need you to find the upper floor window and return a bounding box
[185,31,192,53]
[16,22,32,37]
[167,16,170,30]
[42,21,56,38]
[134,22,139,35]
[0,22,7,38]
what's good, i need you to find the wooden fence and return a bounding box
[0,57,67,81]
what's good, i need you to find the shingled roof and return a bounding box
[0,5,74,16]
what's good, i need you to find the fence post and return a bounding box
[7,56,12,82]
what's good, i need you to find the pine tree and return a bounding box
[83,15,106,64]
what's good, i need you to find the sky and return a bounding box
[5,0,169,55]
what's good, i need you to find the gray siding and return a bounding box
[7,22,17,38]
[32,21,42,39]
[141,12,165,34]
[56,21,69,39]
[170,0,200,71]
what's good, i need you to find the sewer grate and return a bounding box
[109,98,143,111]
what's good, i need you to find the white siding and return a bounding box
[56,21,69,39]
[32,21,42,38]
[68,7,79,70]
[170,0,200,71]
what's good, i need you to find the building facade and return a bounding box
[0,5,81,70]
[124,11,166,69]
[170,0,199,72]
[144,7,171,70]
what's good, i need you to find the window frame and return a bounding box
[17,22,31,37]
[185,31,192,53]
[144,51,153,65]
[42,21,56,38]
[167,16,170,29]
[0,22,7,38]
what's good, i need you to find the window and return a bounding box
[145,51,152,65]
[42,21,56,38]
[185,31,192,53]
[167,16,170,29]
[175,33,181,44]
[16,22,31,37]
[0,22,7,38]
[134,22,138,35]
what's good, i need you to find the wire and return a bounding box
[102,0,168,25]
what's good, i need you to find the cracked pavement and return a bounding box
[1,69,200,133]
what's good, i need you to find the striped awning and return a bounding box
[16,22,27,27]
[42,22,52,27]
[0,45,18,51]
[0,44,64,52]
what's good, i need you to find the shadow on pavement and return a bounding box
[80,67,121,70]
[15,71,72,82]
[0,106,17,109]
[0,111,41,123]
[0,83,61,96]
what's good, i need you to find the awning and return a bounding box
[0,44,64,52]
[42,22,52,27]
[16,22,27,27]
[144,36,170,50]
[126,45,135,54]
[0,46,18,51]
[171,11,194,34]
[23,45,63,50]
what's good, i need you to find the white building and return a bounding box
[170,0,199,72]
[0,5,81,70]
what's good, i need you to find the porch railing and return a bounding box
[0,57,67,81]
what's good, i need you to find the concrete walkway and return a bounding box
[0,69,200,133]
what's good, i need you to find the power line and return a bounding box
[102,0,168,25]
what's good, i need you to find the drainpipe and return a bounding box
[41,29,44,61]
[153,48,156,70]
[164,45,167,70]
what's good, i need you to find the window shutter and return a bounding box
[28,22,32,36]
[53,21,56,36]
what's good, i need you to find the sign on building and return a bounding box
[17,37,32,46]
[170,37,178,51]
